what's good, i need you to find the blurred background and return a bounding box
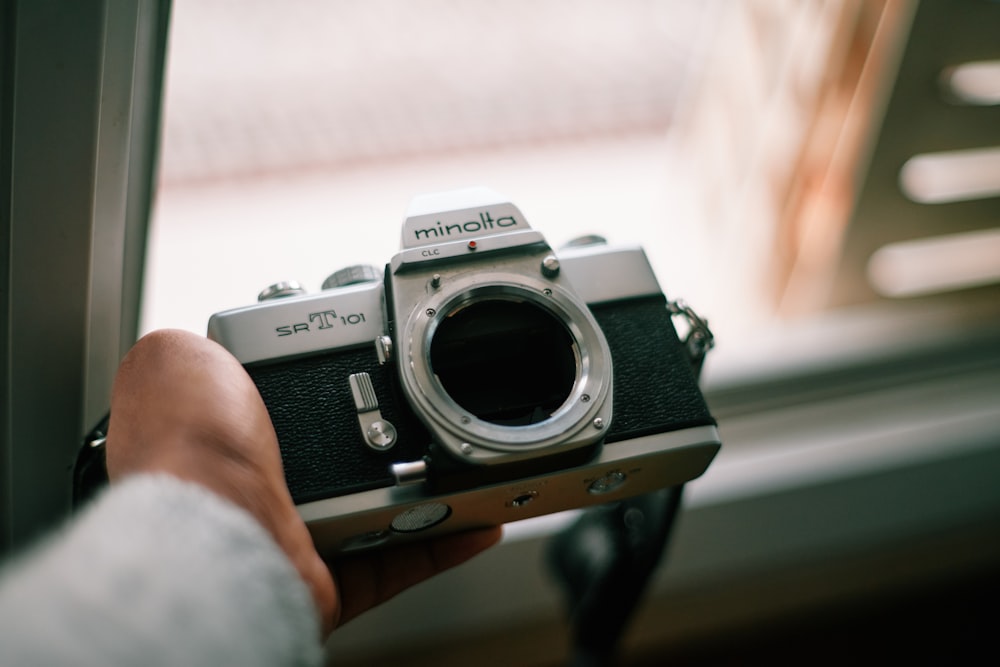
[141,1,999,664]
[3,0,999,665]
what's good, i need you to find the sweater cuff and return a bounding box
[0,474,324,667]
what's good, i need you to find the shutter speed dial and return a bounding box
[322,265,381,290]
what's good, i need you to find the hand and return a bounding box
[106,329,501,636]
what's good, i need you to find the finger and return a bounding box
[107,329,338,637]
[332,526,502,627]
[109,331,244,475]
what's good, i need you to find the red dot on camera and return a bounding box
[468,241,478,250]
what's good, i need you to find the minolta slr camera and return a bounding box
[208,188,720,553]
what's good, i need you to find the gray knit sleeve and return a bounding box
[0,474,325,667]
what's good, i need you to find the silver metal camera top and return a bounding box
[395,187,664,304]
[555,241,663,305]
[208,280,386,365]
[392,187,547,275]
[400,187,527,250]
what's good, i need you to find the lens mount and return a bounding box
[398,271,612,464]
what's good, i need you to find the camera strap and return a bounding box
[546,300,714,667]
[73,415,110,509]
[667,299,715,378]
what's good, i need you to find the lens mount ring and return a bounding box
[398,270,612,463]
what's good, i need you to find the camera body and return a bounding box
[208,188,720,553]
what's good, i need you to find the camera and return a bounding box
[207,188,721,553]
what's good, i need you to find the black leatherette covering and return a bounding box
[591,295,715,443]
[247,348,429,504]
